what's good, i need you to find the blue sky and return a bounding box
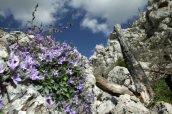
[0,0,148,59]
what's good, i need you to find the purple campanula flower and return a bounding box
[61,100,66,104]
[62,105,70,113]
[11,73,21,85]
[72,62,77,66]
[66,68,73,75]
[45,94,52,100]
[88,99,93,103]
[80,80,84,84]
[69,59,74,65]
[0,65,3,73]
[85,105,90,113]
[7,54,20,72]
[49,99,56,106]
[58,59,63,64]
[53,69,58,76]
[75,83,83,90]
[29,68,44,80]
[44,71,48,76]
[68,78,74,83]
[76,90,79,93]
[73,46,77,50]
[72,94,79,105]
[87,91,94,97]
[70,109,76,114]
[0,98,2,108]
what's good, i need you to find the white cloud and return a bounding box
[0,0,69,33]
[90,48,95,53]
[0,11,6,18]
[0,0,148,37]
[80,17,110,37]
[99,43,105,47]
[68,0,148,37]
[72,10,83,19]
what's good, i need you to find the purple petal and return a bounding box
[15,78,22,81]
[13,80,17,85]
[36,76,44,80]
[0,65,3,73]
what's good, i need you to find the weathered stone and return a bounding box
[1,0,172,113]
[110,94,151,114]
[149,101,172,114]
[97,100,114,114]
[107,66,136,92]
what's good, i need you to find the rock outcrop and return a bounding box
[0,30,64,114]
[1,0,172,113]
[88,0,172,113]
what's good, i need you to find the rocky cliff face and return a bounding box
[89,0,172,82]
[0,0,172,114]
[87,0,172,113]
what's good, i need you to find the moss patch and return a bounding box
[113,58,126,68]
[149,43,158,50]
[148,77,172,107]
[142,38,150,43]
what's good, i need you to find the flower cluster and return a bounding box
[0,23,94,114]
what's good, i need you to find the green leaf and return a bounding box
[45,87,49,94]
[59,82,63,87]
[55,84,59,88]
[48,86,51,89]
[72,69,77,73]
[66,55,72,61]
[68,65,74,69]
[69,88,75,93]
[71,55,75,60]
[62,88,68,92]
[65,93,70,98]
[59,95,63,100]
[51,61,58,65]
[60,72,66,77]
[39,72,44,76]
[50,79,54,83]
[63,76,68,81]
[56,90,60,94]
[62,67,66,71]
[76,66,81,71]
[63,81,66,85]
[54,86,57,90]
[45,64,51,71]
[36,85,42,90]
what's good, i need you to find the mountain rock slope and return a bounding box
[0,0,172,113]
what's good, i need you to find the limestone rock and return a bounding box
[1,0,172,113]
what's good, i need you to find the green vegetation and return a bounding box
[149,43,158,50]
[146,77,172,107]
[0,3,93,114]
[113,58,126,68]
[142,38,150,43]
[133,43,139,48]
[0,110,3,114]
[148,62,154,68]
[151,77,172,104]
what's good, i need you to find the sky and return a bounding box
[0,0,148,60]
